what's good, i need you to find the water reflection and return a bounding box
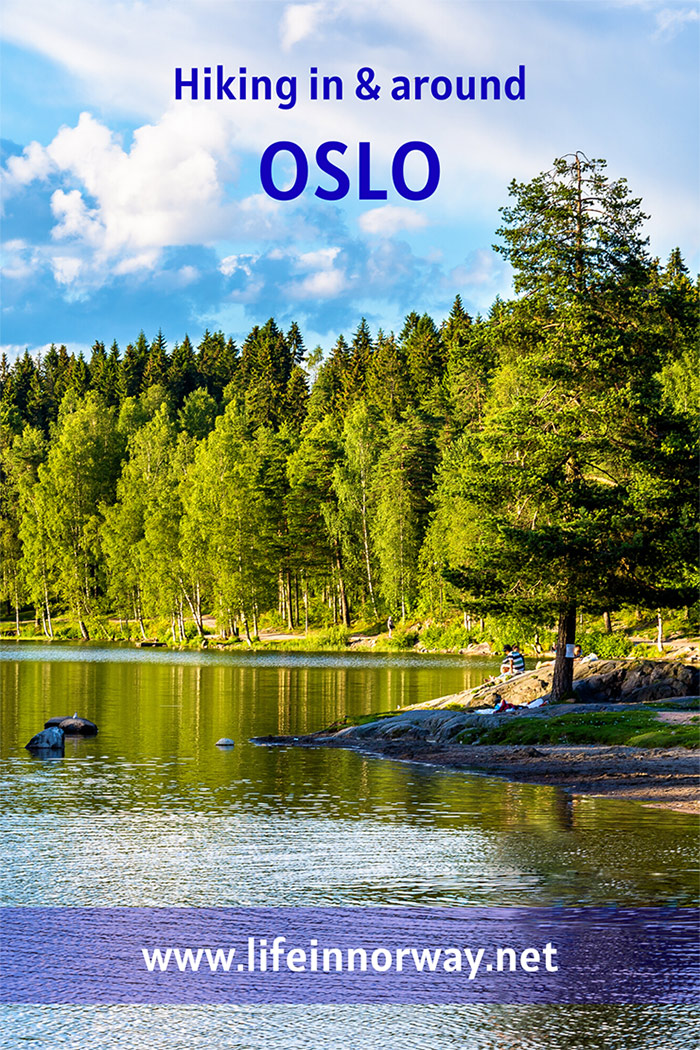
[1,646,697,1048]
[1,1004,698,1050]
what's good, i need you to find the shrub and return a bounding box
[580,630,634,659]
[420,622,474,650]
[384,627,419,650]
[314,624,350,648]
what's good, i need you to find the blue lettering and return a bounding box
[359,142,387,201]
[260,142,308,201]
[315,142,350,201]
[392,142,440,201]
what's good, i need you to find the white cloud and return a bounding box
[51,255,83,285]
[654,5,699,38]
[288,266,347,298]
[4,141,54,189]
[1,239,40,279]
[359,206,429,236]
[1,0,697,309]
[296,246,341,269]
[2,108,234,286]
[291,246,348,298]
[280,2,327,50]
[219,253,259,277]
[287,244,347,298]
[50,188,100,243]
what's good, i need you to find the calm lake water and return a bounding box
[0,644,697,1049]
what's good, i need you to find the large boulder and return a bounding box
[45,715,98,735]
[570,659,700,703]
[26,726,65,752]
[425,659,700,710]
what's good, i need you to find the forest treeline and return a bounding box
[1,156,697,691]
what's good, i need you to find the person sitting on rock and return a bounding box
[500,645,514,675]
[509,644,525,674]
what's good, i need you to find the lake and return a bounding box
[0,644,697,1048]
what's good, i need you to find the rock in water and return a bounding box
[26,727,65,752]
[45,716,98,735]
[215,738,235,748]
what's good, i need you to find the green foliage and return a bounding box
[420,622,474,650]
[580,630,634,659]
[309,624,350,649]
[459,710,699,749]
[383,626,419,650]
[1,156,695,651]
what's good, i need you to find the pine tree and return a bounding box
[168,335,199,406]
[447,153,696,699]
[142,329,169,389]
[399,312,445,404]
[366,331,410,422]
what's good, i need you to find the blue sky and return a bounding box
[1,0,698,359]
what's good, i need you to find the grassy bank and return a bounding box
[456,708,700,750]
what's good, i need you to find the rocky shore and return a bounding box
[254,659,700,813]
[414,656,700,710]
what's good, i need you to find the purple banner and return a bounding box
[1,906,698,1004]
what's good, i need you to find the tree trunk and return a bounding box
[551,603,577,701]
[242,611,252,647]
[182,583,204,636]
[286,569,294,630]
[603,609,612,634]
[360,506,378,617]
[656,610,664,653]
[77,615,90,641]
[334,545,351,627]
[14,583,20,638]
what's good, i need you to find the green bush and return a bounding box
[420,622,474,650]
[384,627,419,650]
[580,630,634,659]
[314,624,350,649]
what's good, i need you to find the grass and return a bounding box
[456,709,700,749]
[645,697,700,711]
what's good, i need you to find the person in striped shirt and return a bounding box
[508,644,526,674]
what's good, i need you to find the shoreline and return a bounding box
[253,701,700,814]
[256,732,700,814]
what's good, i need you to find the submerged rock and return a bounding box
[215,737,235,748]
[26,726,65,752]
[45,716,98,735]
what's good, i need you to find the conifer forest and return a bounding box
[1,156,697,663]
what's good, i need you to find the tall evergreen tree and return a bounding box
[445,153,696,698]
